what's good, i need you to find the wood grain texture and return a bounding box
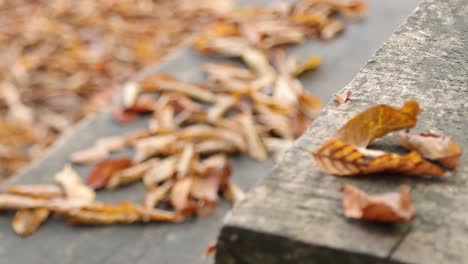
[218,0,468,263]
[0,1,421,263]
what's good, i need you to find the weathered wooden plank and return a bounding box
[0,1,421,263]
[217,0,468,263]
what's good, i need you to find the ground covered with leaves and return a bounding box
[0,0,230,179]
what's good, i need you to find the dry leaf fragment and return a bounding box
[106,159,158,189]
[176,144,195,179]
[70,146,109,165]
[96,136,127,153]
[64,202,178,225]
[142,75,215,103]
[320,20,344,40]
[178,125,246,152]
[54,165,95,205]
[340,184,415,223]
[143,157,177,188]
[207,95,237,123]
[12,208,50,237]
[170,177,195,213]
[87,158,133,189]
[295,55,321,76]
[205,243,217,257]
[0,194,81,211]
[313,139,448,177]
[71,136,127,165]
[396,132,462,169]
[223,182,246,204]
[134,134,178,162]
[333,100,421,147]
[122,82,140,108]
[8,184,64,199]
[194,140,238,155]
[144,180,174,210]
[240,114,267,161]
[335,90,352,105]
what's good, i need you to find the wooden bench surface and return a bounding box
[217,0,468,263]
[0,1,421,263]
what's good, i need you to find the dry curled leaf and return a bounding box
[144,180,174,210]
[63,202,178,225]
[313,139,448,177]
[87,158,133,189]
[106,159,157,189]
[70,146,109,165]
[7,184,64,199]
[12,208,50,237]
[240,114,267,161]
[335,90,352,105]
[333,100,421,147]
[396,132,462,169]
[54,165,95,205]
[143,157,177,188]
[340,184,415,223]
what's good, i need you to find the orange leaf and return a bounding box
[396,132,462,169]
[333,100,421,147]
[87,158,133,189]
[313,139,448,177]
[340,184,415,223]
[12,208,50,237]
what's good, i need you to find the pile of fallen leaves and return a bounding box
[0,0,232,179]
[0,0,368,237]
[312,99,462,223]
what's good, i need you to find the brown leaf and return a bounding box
[64,202,178,225]
[106,159,157,189]
[333,100,421,147]
[12,208,50,237]
[340,184,415,223]
[313,139,448,177]
[396,132,462,169]
[170,177,195,213]
[144,180,174,210]
[112,106,139,124]
[8,184,64,199]
[335,90,352,105]
[87,158,133,189]
[205,243,217,257]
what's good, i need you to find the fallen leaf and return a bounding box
[223,182,246,204]
[144,180,174,210]
[240,114,267,161]
[335,90,352,105]
[70,146,109,165]
[54,165,95,205]
[333,100,421,147]
[170,177,195,214]
[87,158,133,189]
[313,139,448,177]
[340,184,415,223]
[12,208,50,237]
[106,159,157,189]
[205,243,217,257]
[396,132,462,169]
[64,202,178,225]
[8,184,64,199]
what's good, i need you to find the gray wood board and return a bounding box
[218,0,468,263]
[0,1,421,263]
